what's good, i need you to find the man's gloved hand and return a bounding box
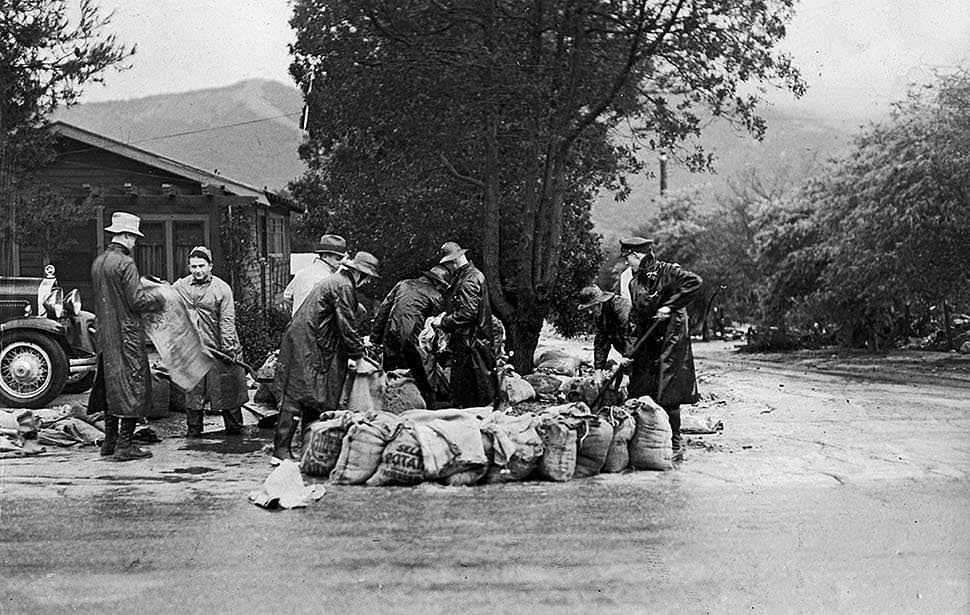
[655,306,672,320]
[347,358,358,371]
[618,357,634,372]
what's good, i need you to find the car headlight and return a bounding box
[64,289,81,316]
[43,288,64,319]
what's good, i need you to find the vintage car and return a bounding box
[0,265,98,408]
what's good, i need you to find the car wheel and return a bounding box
[63,370,96,394]
[0,331,70,408]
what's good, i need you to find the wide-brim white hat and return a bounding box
[104,212,144,237]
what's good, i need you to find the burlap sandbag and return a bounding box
[483,413,544,484]
[440,432,493,486]
[300,414,351,477]
[365,426,425,486]
[500,373,536,405]
[523,373,566,396]
[627,396,672,471]
[573,416,614,479]
[534,418,577,482]
[382,371,427,415]
[329,412,402,484]
[599,407,635,473]
[534,349,582,377]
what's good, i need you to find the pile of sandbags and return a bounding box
[299,396,677,486]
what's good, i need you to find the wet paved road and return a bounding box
[2,342,968,614]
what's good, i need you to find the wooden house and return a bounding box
[1,121,301,309]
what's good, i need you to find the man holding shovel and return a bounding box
[622,236,702,462]
[173,246,249,437]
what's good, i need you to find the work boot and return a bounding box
[271,406,300,464]
[222,407,245,435]
[111,418,154,461]
[186,407,205,438]
[666,405,685,463]
[100,413,119,456]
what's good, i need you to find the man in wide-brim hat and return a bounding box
[271,250,380,464]
[623,235,702,462]
[282,234,348,316]
[436,241,497,408]
[88,212,163,461]
[372,264,451,406]
[578,283,634,374]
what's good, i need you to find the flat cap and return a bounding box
[619,236,654,252]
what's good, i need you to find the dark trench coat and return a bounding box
[88,243,163,418]
[593,294,634,370]
[627,259,702,407]
[273,269,365,409]
[441,261,496,408]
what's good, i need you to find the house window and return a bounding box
[267,214,285,256]
[133,214,210,281]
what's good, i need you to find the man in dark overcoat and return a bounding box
[371,265,450,406]
[437,241,495,408]
[270,252,380,464]
[623,236,702,462]
[89,212,163,461]
[173,246,249,437]
[578,283,634,374]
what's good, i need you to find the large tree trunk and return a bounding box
[508,303,544,375]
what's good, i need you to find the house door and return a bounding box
[135,216,209,282]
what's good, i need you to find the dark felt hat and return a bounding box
[344,251,380,278]
[578,284,613,310]
[619,236,654,253]
[437,241,468,264]
[315,234,348,256]
[424,265,450,286]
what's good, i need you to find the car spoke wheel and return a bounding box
[0,331,69,408]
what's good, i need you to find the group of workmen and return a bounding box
[88,211,702,465]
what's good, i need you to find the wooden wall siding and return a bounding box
[37,137,201,197]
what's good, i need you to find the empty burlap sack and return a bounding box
[573,416,614,479]
[365,426,425,486]
[483,413,544,483]
[627,396,672,471]
[342,358,387,413]
[382,371,427,415]
[523,373,567,396]
[440,431,493,486]
[300,413,352,477]
[330,412,402,484]
[534,349,582,377]
[534,417,577,482]
[598,406,635,473]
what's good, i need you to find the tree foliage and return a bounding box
[288,0,803,371]
[1,0,134,269]
[753,70,970,349]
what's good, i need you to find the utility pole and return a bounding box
[659,151,668,195]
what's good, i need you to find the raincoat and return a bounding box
[627,259,702,407]
[282,257,338,316]
[88,243,163,418]
[173,274,248,410]
[593,294,634,370]
[274,269,364,409]
[441,261,495,407]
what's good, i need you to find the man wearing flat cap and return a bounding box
[371,265,451,406]
[622,236,702,462]
[88,212,163,461]
[271,251,380,464]
[281,234,348,316]
[578,284,634,375]
[173,246,248,437]
[437,241,496,408]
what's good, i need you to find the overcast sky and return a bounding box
[80,0,969,121]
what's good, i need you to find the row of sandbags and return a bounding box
[298,395,675,487]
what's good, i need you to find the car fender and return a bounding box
[1,318,69,351]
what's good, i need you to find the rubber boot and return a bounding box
[111,418,154,461]
[186,407,205,438]
[300,406,320,442]
[271,403,300,463]
[100,413,119,456]
[222,407,245,435]
[666,405,685,462]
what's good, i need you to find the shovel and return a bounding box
[589,317,665,411]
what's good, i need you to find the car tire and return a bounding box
[63,370,96,394]
[0,331,70,408]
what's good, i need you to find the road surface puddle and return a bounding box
[179,438,265,454]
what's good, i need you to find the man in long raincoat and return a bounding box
[371,265,450,406]
[173,246,249,437]
[281,234,347,316]
[624,236,702,462]
[88,212,163,461]
[271,252,380,464]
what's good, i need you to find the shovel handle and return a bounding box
[590,317,664,411]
